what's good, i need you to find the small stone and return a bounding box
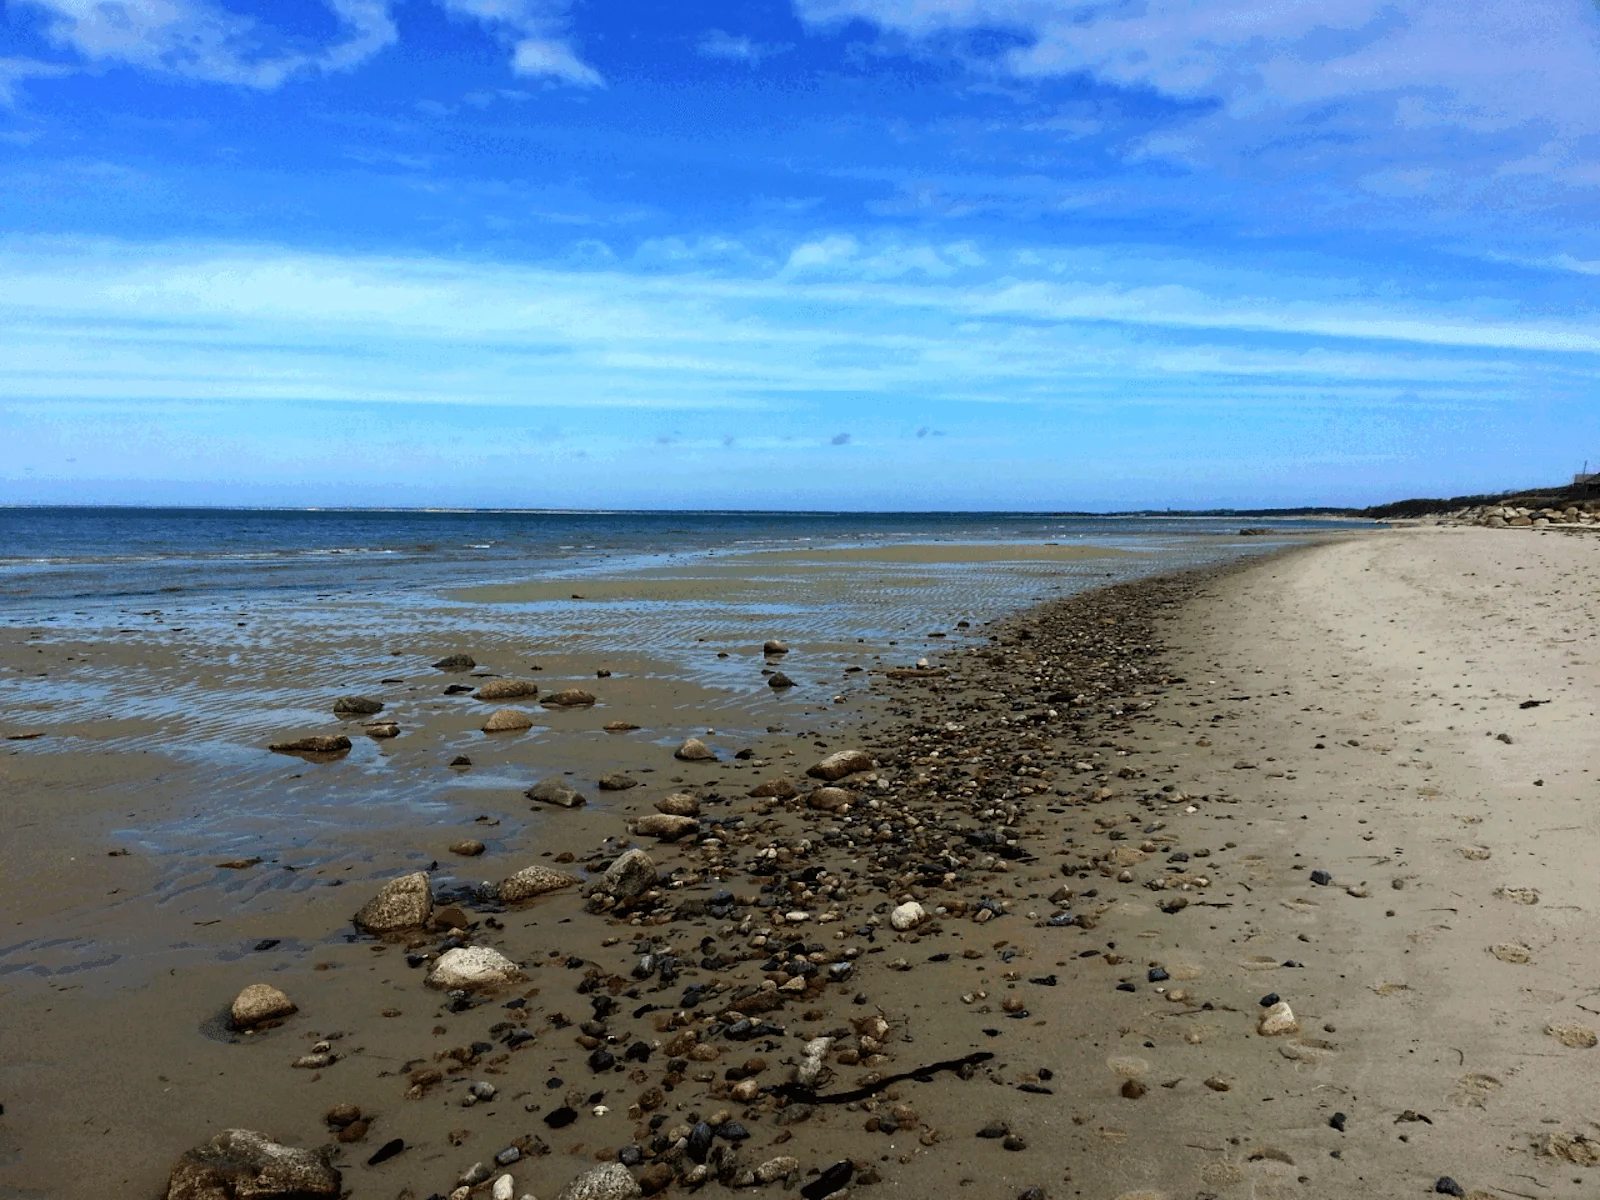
[1120,1079,1146,1099]
[806,749,873,781]
[433,654,477,671]
[475,678,539,700]
[498,865,581,903]
[654,792,700,816]
[332,696,384,716]
[364,722,399,739]
[324,1104,361,1128]
[426,946,524,991]
[450,755,473,767]
[543,689,597,707]
[230,983,296,1029]
[675,738,718,761]
[603,721,640,732]
[597,772,638,791]
[353,871,432,935]
[165,1130,340,1199]
[768,672,795,689]
[1435,1179,1465,1197]
[1257,1001,1300,1036]
[482,708,535,733]
[528,778,588,808]
[1002,1134,1028,1151]
[976,1120,1010,1139]
[492,1175,515,1200]
[554,1162,642,1200]
[755,1155,799,1184]
[632,813,699,841]
[1309,869,1332,886]
[762,640,789,655]
[1203,1076,1230,1092]
[449,839,486,857]
[889,901,926,932]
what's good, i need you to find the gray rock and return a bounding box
[230,983,296,1029]
[332,696,383,716]
[434,653,477,671]
[449,839,486,857]
[528,778,588,808]
[767,672,795,689]
[353,871,432,934]
[597,772,639,791]
[762,640,788,655]
[165,1128,340,1200]
[632,814,699,841]
[364,721,400,739]
[426,946,524,991]
[498,864,581,903]
[807,786,854,812]
[595,849,657,899]
[543,689,597,707]
[675,738,717,762]
[654,792,700,816]
[482,708,535,733]
[555,1163,642,1200]
[476,678,540,701]
[806,749,873,780]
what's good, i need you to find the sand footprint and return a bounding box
[1494,885,1540,904]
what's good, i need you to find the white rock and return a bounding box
[426,946,524,991]
[493,1175,515,1200]
[1257,1000,1300,1037]
[889,901,926,931]
[230,983,297,1029]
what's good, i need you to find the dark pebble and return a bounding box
[1148,967,1169,982]
[1116,982,1136,992]
[1259,993,1280,1006]
[367,1138,405,1166]
[977,1120,1010,1139]
[800,1161,854,1200]
[544,1106,578,1129]
[1435,1179,1465,1197]
[1329,1112,1347,1132]
[1310,869,1332,885]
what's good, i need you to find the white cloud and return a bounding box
[0,56,73,105]
[441,0,602,86]
[18,0,396,88]
[697,29,788,65]
[793,0,1600,191]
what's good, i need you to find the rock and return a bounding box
[354,871,432,934]
[434,654,476,671]
[543,689,597,707]
[493,1175,515,1200]
[426,946,524,991]
[450,755,473,767]
[807,786,853,812]
[268,735,351,755]
[654,792,700,816]
[800,1162,852,1200]
[555,1163,642,1200]
[762,640,788,655]
[889,901,926,931]
[806,750,873,781]
[364,722,400,739]
[767,672,795,689]
[1257,1001,1300,1036]
[754,1156,799,1184]
[1309,869,1332,885]
[449,839,486,857]
[482,708,534,733]
[528,778,588,808]
[475,678,540,701]
[332,696,383,716]
[633,814,699,841]
[1435,1179,1465,1197]
[498,864,581,903]
[165,1129,340,1200]
[748,777,797,799]
[595,849,657,899]
[675,738,717,761]
[976,1120,1009,1139]
[598,772,639,791]
[230,983,296,1029]
[603,721,640,732]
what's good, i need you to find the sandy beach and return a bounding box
[4,522,1597,1200]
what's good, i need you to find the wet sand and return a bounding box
[10,524,1594,1200]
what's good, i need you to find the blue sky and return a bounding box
[2,0,1599,509]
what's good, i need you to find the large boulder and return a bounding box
[230,984,296,1029]
[498,865,581,903]
[331,696,383,716]
[475,678,540,701]
[353,871,432,935]
[555,1163,642,1200]
[674,738,717,762]
[528,778,587,808]
[165,1129,340,1200]
[426,946,524,991]
[806,750,873,781]
[482,708,534,733]
[543,689,597,707]
[593,849,657,900]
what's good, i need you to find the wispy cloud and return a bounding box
[0,56,73,105]
[441,0,603,87]
[16,0,396,88]
[697,29,789,65]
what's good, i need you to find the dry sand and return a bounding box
[4,524,1597,1200]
